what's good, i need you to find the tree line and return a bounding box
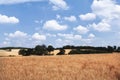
[18,45,120,56]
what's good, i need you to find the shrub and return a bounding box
[19,49,28,56]
[34,45,48,55]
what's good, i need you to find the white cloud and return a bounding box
[3,31,47,47]
[58,33,82,40]
[0,14,19,24]
[46,33,56,37]
[55,38,74,47]
[56,38,62,42]
[49,0,69,10]
[3,41,10,45]
[64,16,77,22]
[90,21,111,32]
[43,20,67,31]
[56,33,96,46]
[32,33,46,41]
[34,20,43,24]
[81,38,93,45]
[3,31,29,47]
[88,33,95,38]
[0,0,69,10]
[8,31,27,38]
[91,0,120,19]
[89,0,120,32]
[73,25,89,34]
[78,0,120,33]
[74,35,82,40]
[58,33,73,39]
[0,0,43,5]
[79,13,96,21]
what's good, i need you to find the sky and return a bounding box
[0,0,120,48]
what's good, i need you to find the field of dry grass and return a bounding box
[0,49,20,57]
[0,53,120,80]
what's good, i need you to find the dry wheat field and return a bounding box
[0,53,120,80]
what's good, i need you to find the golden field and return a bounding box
[0,49,20,57]
[0,53,120,80]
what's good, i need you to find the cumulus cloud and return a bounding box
[0,0,69,10]
[89,0,120,32]
[0,0,43,5]
[57,33,82,40]
[46,33,56,37]
[90,21,111,32]
[43,19,67,31]
[79,13,96,21]
[0,14,19,24]
[49,0,69,10]
[3,31,29,47]
[91,0,120,19]
[55,33,83,47]
[88,33,95,38]
[64,16,77,22]
[32,33,46,41]
[79,0,120,33]
[55,38,73,47]
[73,25,89,34]
[3,31,47,47]
[7,31,27,38]
[56,33,96,46]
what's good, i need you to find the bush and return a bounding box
[34,45,48,55]
[19,49,29,56]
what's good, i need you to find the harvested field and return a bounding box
[0,53,120,80]
[0,49,20,57]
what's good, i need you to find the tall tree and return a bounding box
[47,45,54,54]
[34,45,48,55]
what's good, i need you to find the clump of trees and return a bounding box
[19,45,54,56]
[68,45,120,55]
[19,49,29,56]
[17,45,120,56]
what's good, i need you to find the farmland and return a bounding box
[0,53,120,80]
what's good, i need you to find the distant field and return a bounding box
[0,49,20,57]
[0,53,120,80]
[0,49,71,56]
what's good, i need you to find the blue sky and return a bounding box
[0,0,120,47]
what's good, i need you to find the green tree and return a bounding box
[26,48,34,55]
[117,47,120,52]
[34,45,48,55]
[47,45,54,54]
[19,49,28,56]
[113,46,117,52]
[107,46,114,53]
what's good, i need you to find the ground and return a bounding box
[0,53,120,80]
